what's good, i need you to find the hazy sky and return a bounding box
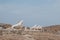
[0,0,60,26]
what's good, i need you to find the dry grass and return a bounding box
[0,31,60,40]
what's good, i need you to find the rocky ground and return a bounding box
[0,23,60,40]
[0,32,60,40]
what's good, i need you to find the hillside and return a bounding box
[0,23,12,29]
[0,23,60,40]
[43,25,60,33]
[0,32,60,40]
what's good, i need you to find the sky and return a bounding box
[0,0,60,27]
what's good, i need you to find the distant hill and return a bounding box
[43,25,60,33]
[0,23,12,29]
